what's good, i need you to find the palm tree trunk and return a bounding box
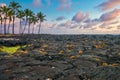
[22,18,28,34]
[0,24,1,34]
[28,23,30,34]
[12,16,15,34]
[1,20,3,34]
[7,20,11,34]
[0,21,2,34]
[19,19,22,34]
[38,21,41,34]
[4,18,7,35]
[32,24,35,34]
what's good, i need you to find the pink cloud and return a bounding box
[72,11,89,23]
[97,0,120,11]
[100,9,120,21]
[98,20,120,30]
[59,20,72,27]
[57,0,72,11]
[31,0,42,7]
[117,25,120,29]
[58,20,80,29]
[0,3,6,7]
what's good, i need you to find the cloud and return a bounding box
[108,21,119,24]
[79,18,100,29]
[64,20,72,27]
[99,23,109,28]
[99,9,120,21]
[82,9,120,30]
[72,11,89,23]
[99,20,120,29]
[83,22,99,29]
[46,0,51,6]
[5,19,120,34]
[31,0,42,7]
[41,22,57,29]
[58,20,72,27]
[57,0,72,11]
[56,9,120,32]
[0,3,6,7]
[56,16,65,21]
[117,25,120,29]
[97,0,120,11]
[84,18,99,23]
[58,20,80,29]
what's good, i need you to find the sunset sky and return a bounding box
[0,0,120,34]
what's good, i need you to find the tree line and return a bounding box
[0,1,46,35]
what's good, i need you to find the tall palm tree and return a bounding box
[31,15,38,34]
[0,13,3,34]
[7,10,14,34]
[9,1,21,34]
[28,12,34,34]
[0,7,2,34]
[22,9,33,34]
[37,12,46,34]
[28,16,33,34]
[16,10,25,34]
[0,6,10,35]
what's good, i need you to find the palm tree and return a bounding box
[7,10,14,34]
[28,16,33,34]
[0,6,10,35]
[0,7,2,34]
[28,12,34,34]
[31,15,38,34]
[37,12,46,34]
[9,1,21,34]
[16,10,25,34]
[0,12,3,34]
[22,9,33,34]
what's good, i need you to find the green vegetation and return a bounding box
[0,45,26,54]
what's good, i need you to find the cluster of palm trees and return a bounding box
[0,1,46,35]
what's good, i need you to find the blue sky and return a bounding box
[0,0,120,34]
[0,0,104,20]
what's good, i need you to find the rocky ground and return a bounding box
[0,34,120,80]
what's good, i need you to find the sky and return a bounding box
[0,0,120,34]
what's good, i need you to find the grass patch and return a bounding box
[0,45,26,54]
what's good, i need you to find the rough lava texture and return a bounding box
[0,34,120,80]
